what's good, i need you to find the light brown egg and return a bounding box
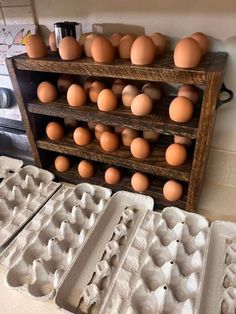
[163,180,183,201]
[100,131,119,152]
[105,167,121,185]
[149,32,167,56]
[142,83,162,101]
[84,77,96,94]
[25,35,47,59]
[67,84,86,107]
[178,84,199,105]
[191,32,209,56]
[59,36,81,61]
[89,81,106,103]
[46,122,64,141]
[54,155,70,172]
[143,130,160,142]
[122,85,139,107]
[91,36,115,63]
[130,138,151,159]
[169,96,194,122]
[49,31,57,52]
[64,117,79,128]
[94,123,112,141]
[84,33,98,57]
[174,135,192,147]
[37,81,57,103]
[119,34,136,59]
[130,35,156,65]
[57,74,74,94]
[109,33,123,52]
[73,127,92,146]
[112,79,126,98]
[131,94,153,116]
[165,143,187,166]
[121,128,139,147]
[131,172,149,192]
[78,160,95,178]
[97,89,117,112]
[174,37,202,68]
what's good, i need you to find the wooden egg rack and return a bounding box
[6,50,227,211]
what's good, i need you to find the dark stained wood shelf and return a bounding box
[28,98,199,139]
[9,51,227,85]
[37,136,192,182]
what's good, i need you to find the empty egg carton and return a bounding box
[0,183,112,300]
[0,165,60,247]
[0,156,23,180]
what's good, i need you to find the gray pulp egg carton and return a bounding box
[0,165,60,247]
[0,156,23,180]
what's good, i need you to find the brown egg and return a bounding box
[57,74,74,94]
[67,84,86,107]
[25,35,47,59]
[114,126,124,134]
[105,167,121,185]
[100,131,119,152]
[131,172,149,192]
[163,180,183,201]
[97,89,117,112]
[165,143,187,166]
[174,37,202,68]
[131,94,153,116]
[191,32,209,56]
[130,138,151,159]
[84,33,98,57]
[59,36,81,61]
[78,160,95,178]
[46,122,64,141]
[174,135,192,147]
[49,31,57,52]
[119,34,136,59]
[143,130,160,142]
[149,32,167,56]
[54,155,70,172]
[112,79,126,98]
[130,35,156,65]
[178,84,199,105]
[109,33,123,51]
[89,81,106,103]
[73,127,92,146]
[64,117,79,128]
[88,121,96,130]
[79,33,89,54]
[122,85,139,107]
[169,96,194,122]
[94,123,112,141]
[37,81,57,103]
[121,128,139,147]
[84,77,96,94]
[91,36,115,63]
[142,83,162,101]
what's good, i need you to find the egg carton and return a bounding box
[0,165,60,247]
[0,183,112,300]
[0,156,23,179]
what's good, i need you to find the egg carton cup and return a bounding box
[0,165,60,247]
[0,182,112,301]
[0,156,23,179]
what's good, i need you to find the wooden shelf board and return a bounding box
[28,98,199,139]
[37,136,192,182]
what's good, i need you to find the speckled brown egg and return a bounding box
[122,85,139,107]
[89,81,106,103]
[94,123,112,141]
[130,35,156,65]
[46,122,64,141]
[57,74,74,94]
[97,89,117,112]
[112,79,126,98]
[165,143,187,166]
[191,32,209,55]
[100,131,119,152]
[37,81,57,103]
[84,33,98,57]
[130,137,151,159]
[131,172,149,192]
[49,31,57,52]
[118,34,136,59]
[169,96,194,122]
[78,160,95,178]
[131,94,153,116]
[105,167,121,185]
[174,37,202,68]
[73,127,92,146]
[142,83,162,101]
[25,35,47,59]
[149,32,167,56]
[178,84,199,105]
[174,135,192,147]
[143,130,160,142]
[54,155,70,172]
[84,77,96,94]
[91,36,115,63]
[59,36,81,60]
[67,84,86,107]
[163,180,183,201]
[121,128,139,147]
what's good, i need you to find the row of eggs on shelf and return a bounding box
[54,155,183,201]
[26,30,209,68]
[37,76,200,123]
